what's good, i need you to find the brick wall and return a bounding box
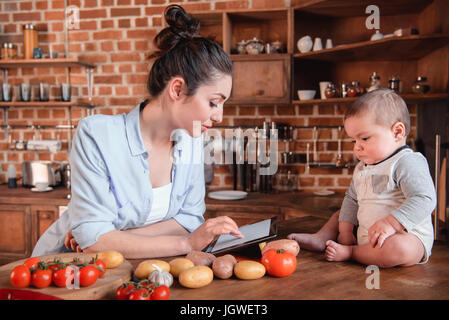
[0,0,417,193]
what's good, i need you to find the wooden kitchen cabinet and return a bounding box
[30,205,59,249]
[0,186,69,265]
[192,8,293,105]
[230,54,291,104]
[0,204,59,265]
[191,1,448,106]
[0,204,33,263]
[292,0,449,103]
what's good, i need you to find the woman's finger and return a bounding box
[70,238,78,251]
[64,231,72,249]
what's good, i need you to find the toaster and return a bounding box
[22,161,62,187]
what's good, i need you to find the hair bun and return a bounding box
[165,4,200,39]
[149,5,200,59]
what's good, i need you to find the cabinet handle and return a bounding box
[40,213,52,220]
[253,89,264,96]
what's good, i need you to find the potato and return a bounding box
[179,266,214,288]
[212,254,237,279]
[186,251,216,267]
[169,258,195,278]
[134,259,170,280]
[261,239,300,256]
[234,260,266,280]
[96,251,124,268]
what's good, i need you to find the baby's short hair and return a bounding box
[344,88,411,136]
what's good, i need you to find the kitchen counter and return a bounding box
[0,185,70,206]
[129,216,449,300]
[205,191,344,220]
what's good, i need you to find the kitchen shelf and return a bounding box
[0,101,95,108]
[292,93,449,105]
[308,163,351,169]
[230,53,290,61]
[293,34,449,61]
[0,58,95,69]
[294,0,433,17]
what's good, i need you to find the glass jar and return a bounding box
[412,76,430,94]
[348,81,363,97]
[324,83,337,98]
[367,72,380,92]
[23,24,38,59]
[1,43,8,59]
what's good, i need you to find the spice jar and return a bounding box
[348,81,362,97]
[1,43,8,59]
[412,76,430,94]
[7,43,17,59]
[23,24,38,59]
[324,83,337,98]
[388,76,401,93]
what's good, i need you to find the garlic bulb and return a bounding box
[149,264,173,288]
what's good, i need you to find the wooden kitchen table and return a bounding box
[129,216,449,300]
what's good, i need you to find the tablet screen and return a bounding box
[204,217,278,255]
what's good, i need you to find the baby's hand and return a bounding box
[337,231,357,245]
[368,218,397,248]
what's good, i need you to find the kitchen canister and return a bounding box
[23,24,38,59]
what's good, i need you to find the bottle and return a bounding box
[367,72,380,92]
[388,76,401,93]
[324,83,337,98]
[412,76,430,94]
[23,24,38,59]
[7,164,17,188]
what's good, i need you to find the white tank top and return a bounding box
[144,183,172,226]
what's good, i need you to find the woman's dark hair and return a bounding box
[147,5,233,97]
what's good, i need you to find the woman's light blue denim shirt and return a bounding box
[32,102,205,256]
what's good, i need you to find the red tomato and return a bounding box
[116,282,136,300]
[23,257,41,272]
[10,265,31,288]
[261,249,297,277]
[31,269,53,288]
[128,288,151,300]
[151,285,170,300]
[78,265,99,287]
[46,258,64,272]
[52,267,75,288]
[89,257,107,278]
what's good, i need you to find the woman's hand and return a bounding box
[64,230,83,252]
[186,216,243,251]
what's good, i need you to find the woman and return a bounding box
[32,5,242,259]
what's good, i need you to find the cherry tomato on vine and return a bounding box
[23,257,41,272]
[128,288,151,300]
[261,249,297,277]
[89,257,106,278]
[78,265,99,287]
[151,285,170,300]
[116,282,136,300]
[52,266,75,288]
[10,265,31,288]
[31,268,53,288]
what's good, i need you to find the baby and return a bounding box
[288,89,436,267]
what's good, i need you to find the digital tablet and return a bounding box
[203,216,278,255]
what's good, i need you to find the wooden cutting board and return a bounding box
[0,252,133,300]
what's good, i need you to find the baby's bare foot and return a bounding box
[287,233,327,252]
[325,240,353,261]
